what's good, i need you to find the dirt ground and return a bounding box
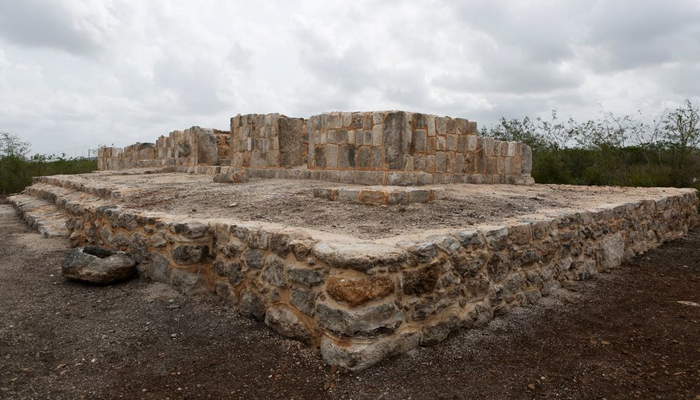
[65,172,686,239]
[1,203,699,400]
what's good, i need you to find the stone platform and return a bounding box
[8,170,699,370]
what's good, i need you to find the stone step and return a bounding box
[24,182,104,206]
[32,175,127,200]
[8,194,70,238]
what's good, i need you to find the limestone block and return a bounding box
[312,242,407,272]
[265,305,312,343]
[326,275,395,307]
[316,301,404,337]
[320,330,420,371]
[402,263,441,296]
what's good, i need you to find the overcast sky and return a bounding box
[1,0,699,156]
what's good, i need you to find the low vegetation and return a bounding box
[0,132,97,195]
[481,99,700,191]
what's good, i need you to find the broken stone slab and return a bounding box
[61,246,136,285]
[213,170,248,183]
[320,329,421,372]
[316,301,404,337]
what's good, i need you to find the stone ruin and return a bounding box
[98,111,534,186]
[9,110,699,371]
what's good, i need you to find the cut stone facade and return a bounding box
[98,126,222,170]
[98,111,534,185]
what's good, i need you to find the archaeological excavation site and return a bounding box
[9,110,699,371]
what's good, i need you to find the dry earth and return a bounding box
[69,172,685,239]
[1,203,699,400]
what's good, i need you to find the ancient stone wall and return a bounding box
[230,113,306,168]
[303,111,531,185]
[99,111,534,185]
[98,127,222,170]
[23,174,699,371]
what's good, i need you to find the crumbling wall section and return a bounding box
[99,127,221,170]
[305,111,531,185]
[230,113,306,168]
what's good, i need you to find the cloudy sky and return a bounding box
[1,0,699,156]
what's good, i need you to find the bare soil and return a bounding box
[1,203,699,399]
[71,172,685,239]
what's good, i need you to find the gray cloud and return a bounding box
[0,0,699,155]
[0,0,109,55]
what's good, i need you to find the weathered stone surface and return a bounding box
[452,250,488,277]
[288,266,324,288]
[270,232,291,257]
[171,268,203,295]
[455,229,485,248]
[290,288,319,316]
[464,272,491,301]
[228,261,244,286]
[320,330,420,371]
[326,275,395,307]
[264,305,311,343]
[508,224,532,245]
[316,301,404,337]
[110,232,129,249]
[407,296,453,321]
[384,111,406,169]
[427,235,461,254]
[487,252,511,282]
[522,145,533,174]
[484,226,508,251]
[403,263,441,296]
[61,248,136,285]
[244,248,265,269]
[600,232,624,271]
[420,313,461,346]
[195,129,219,165]
[262,254,287,287]
[128,234,149,263]
[312,242,406,272]
[172,245,209,265]
[290,238,316,261]
[278,117,305,167]
[151,253,171,283]
[148,232,168,248]
[170,221,208,239]
[404,242,438,263]
[462,301,493,328]
[240,291,265,320]
[116,212,138,231]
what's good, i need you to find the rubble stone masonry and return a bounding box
[15,174,699,370]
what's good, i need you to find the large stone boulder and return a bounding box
[61,246,136,285]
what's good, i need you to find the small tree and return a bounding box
[661,100,700,187]
[0,132,31,159]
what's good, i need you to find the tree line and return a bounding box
[0,132,97,195]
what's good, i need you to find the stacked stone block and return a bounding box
[305,111,530,184]
[99,127,222,170]
[230,113,306,168]
[24,174,699,371]
[99,110,535,186]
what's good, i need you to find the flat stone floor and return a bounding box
[59,171,689,240]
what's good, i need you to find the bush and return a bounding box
[482,100,700,191]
